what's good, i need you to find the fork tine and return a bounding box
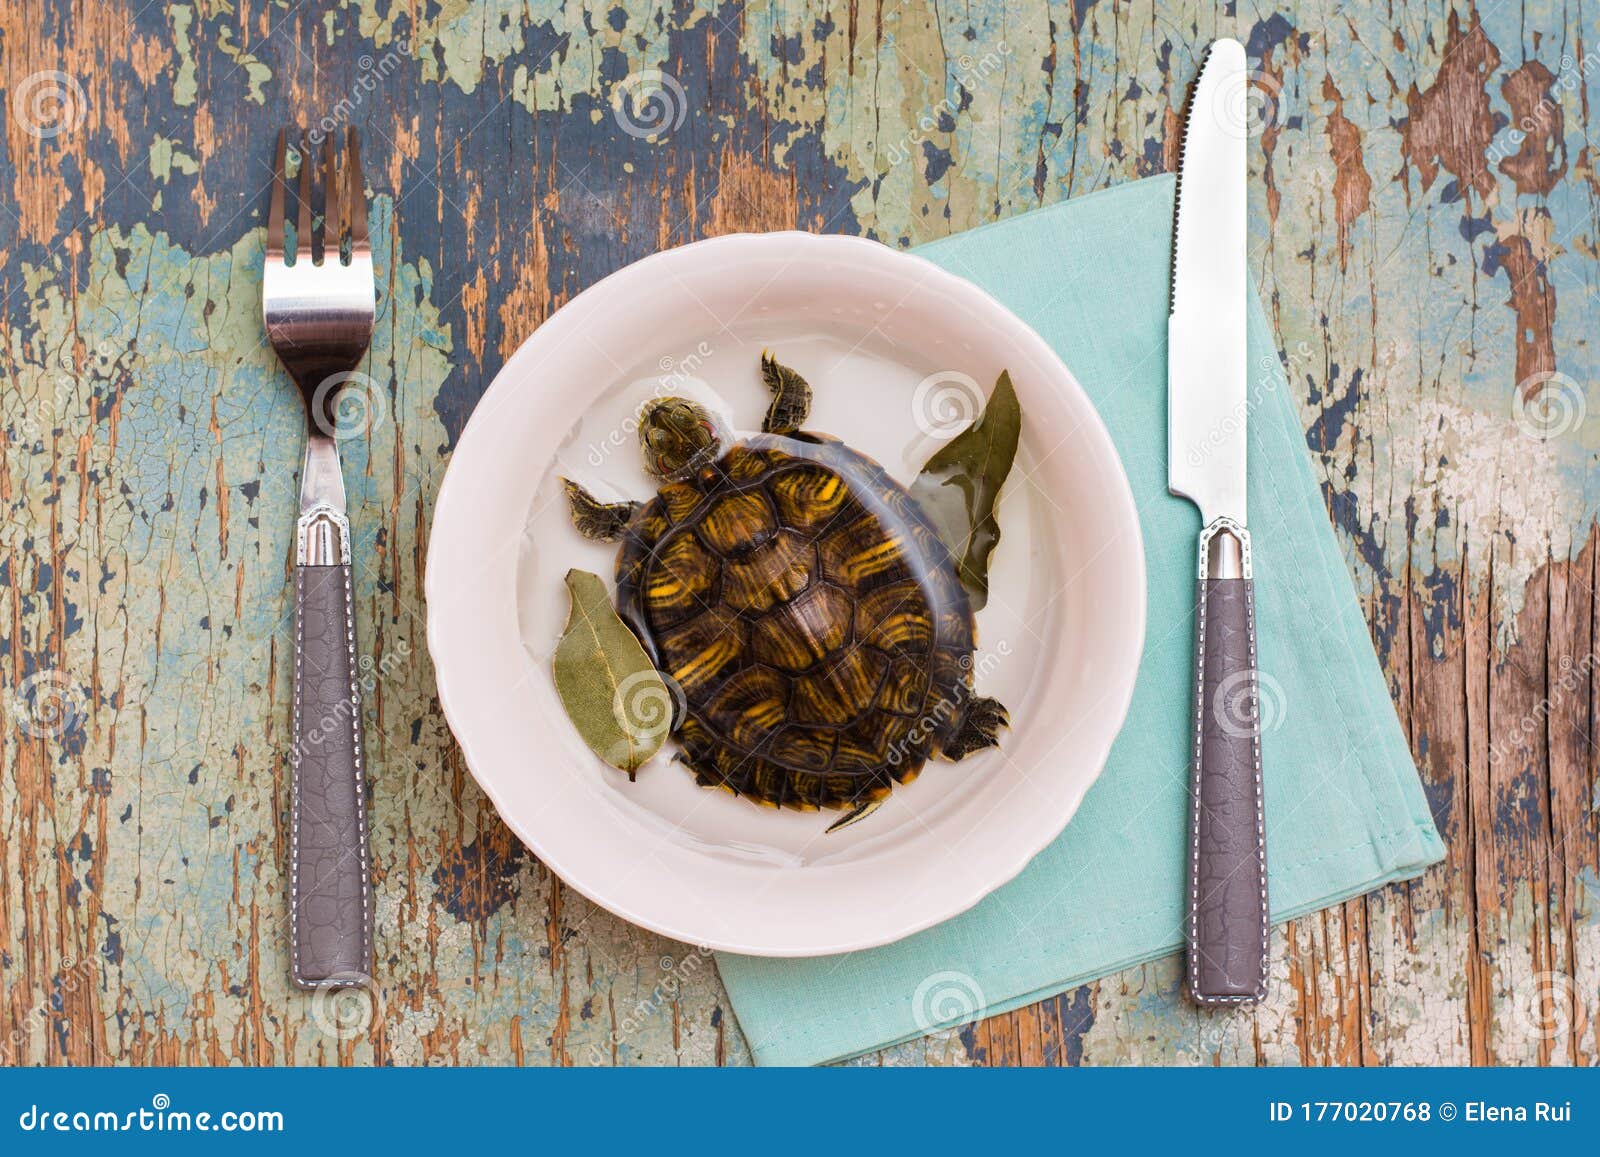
[346,128,369,252]
[322,133,341,265]
[295,133,313,264]
[267,128,286,257]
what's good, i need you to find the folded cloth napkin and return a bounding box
[715,174,1445,1067]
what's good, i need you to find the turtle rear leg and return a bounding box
[937,694,1009,761]
[562,477,640,541]
[760,351,812,434]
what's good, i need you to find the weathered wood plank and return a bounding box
[0,0,1596,1067]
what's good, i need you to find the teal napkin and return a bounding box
[715,174,1445,1067]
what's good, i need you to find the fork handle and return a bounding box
[291,554,372,988]
[1187,520,1268,1006]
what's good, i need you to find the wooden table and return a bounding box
[1,0,1594,1066]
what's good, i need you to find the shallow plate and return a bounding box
[426,231,1145,956]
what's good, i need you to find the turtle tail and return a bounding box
[936,694,1009,761]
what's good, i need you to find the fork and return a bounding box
[264,127,376,989]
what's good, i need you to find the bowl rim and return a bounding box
[425,229,1147,956]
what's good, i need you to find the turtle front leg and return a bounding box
[562,478,640,541]
[936,694,1009,761]
[760,351,812,434]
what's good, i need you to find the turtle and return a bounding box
[561,353,1008,830]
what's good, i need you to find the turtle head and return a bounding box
[639,397,723,480]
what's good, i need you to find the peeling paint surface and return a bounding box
[0,0,1597,1066]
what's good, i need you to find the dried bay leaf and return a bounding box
[552,569,672,776]
[910,371,1022,611]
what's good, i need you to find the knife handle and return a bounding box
[290,536,373,989]
[1187,519,1268,1006]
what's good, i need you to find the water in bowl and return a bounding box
[518,325,1068,867]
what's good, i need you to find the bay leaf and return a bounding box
[552,569,673,777]
[909,371,1022,611]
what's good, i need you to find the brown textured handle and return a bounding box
[1188,566,1269,1006]
[291,563,372,988]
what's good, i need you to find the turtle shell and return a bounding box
[614,432,979,812]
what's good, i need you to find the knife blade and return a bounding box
[1168,37,1269,1007]
[1169,38,1248,527]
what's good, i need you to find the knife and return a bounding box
[1168,38,1268,1006]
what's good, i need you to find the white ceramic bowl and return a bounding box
[426,231,1145,956]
